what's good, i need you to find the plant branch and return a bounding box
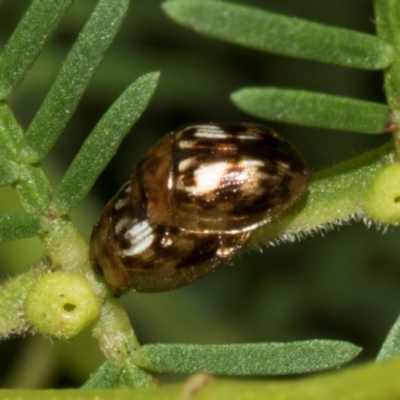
[373,0,400,154]
[249,141,394,247]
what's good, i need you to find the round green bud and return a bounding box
[365,163,400,224]
[25,272,101,339]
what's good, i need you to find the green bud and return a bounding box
[25,272,101,339]
[365,163,400,224]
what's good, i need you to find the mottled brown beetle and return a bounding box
[90,123,309,293]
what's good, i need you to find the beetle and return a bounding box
[89,123,309,293]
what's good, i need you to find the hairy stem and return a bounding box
[373,0,400,154]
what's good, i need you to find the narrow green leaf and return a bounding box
[140,340,361,375]
[377,313,400,362]
[23,0,130,163]
[54,72,159,214]
[232,88,393,134]
[0,213,43,242]
[0,0,74,98]
[0,102,24,161]
[162,0,393,70]
[0,158,20,186]
[81,360,120,389]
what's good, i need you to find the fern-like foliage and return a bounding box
[1,0,400,398]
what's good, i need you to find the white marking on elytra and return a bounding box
[123,219,154,256]
[178,140,197,149]
[228,159,266,185]
[114,216,131,235]
[237,159,271,184]
[167,173,173,190]
[114,196,130,210]
[276,160,290,170]
[226,169,248,185]
[179,158,269,194]
[194,129,231,139]
[235,134,262,140]
[114,185,131,210]
[238,159,265,170]
[193,162,230,193]
[179,157,197,172]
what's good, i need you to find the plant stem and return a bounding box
[0,103,95,278]
[249,140,394,246]
[92,299,156,387]
[373,0,400,154]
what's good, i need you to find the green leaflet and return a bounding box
[23,0,130,163]
[232,88,394,134]
[163,0,394,70]
[0,0,74,99]
[377,313,400,362]
[54,72,159,215]
[0,212,43,242]
[140,340,361,375]
[0,158,19,186]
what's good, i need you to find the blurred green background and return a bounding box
[1,0,399,388]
